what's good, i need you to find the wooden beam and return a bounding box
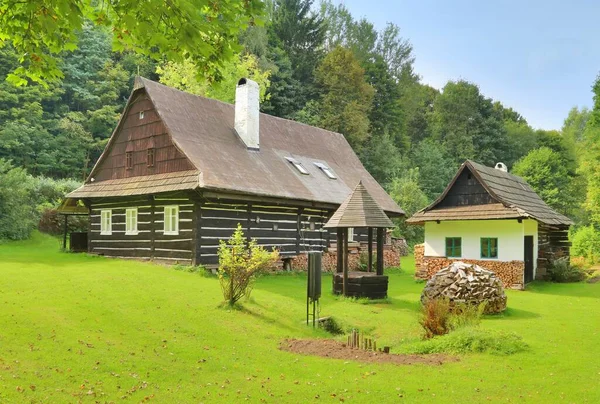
[376,228,384,275]
[336,228,343,273]
[297,208,303,255]
[62,215,68,250]
[343,228,349,296]
[367,227,373,272]
[150,195,156,259]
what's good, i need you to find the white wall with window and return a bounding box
[125,208,138,235]
[100,210,112,235]
[164,206,179,235]
[423,219,536,265]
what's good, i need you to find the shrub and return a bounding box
[404,327,528,356]
[420,297,452,339]
[449,302,486,330]
[358,251,377,272]
[546,257,587,283]
[217,224,279,306]
[571,225,600,265]
[0,160,37,240]
[38,208,88,235]
[319,317,344,335]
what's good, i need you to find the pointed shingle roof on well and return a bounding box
[324,181,394,228]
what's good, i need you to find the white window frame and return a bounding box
[125,208,138,235]
[285,157,309,175]
[164,205,179,235]
[314,162,337,179]
[100,210,112,235]
[348,227,354,242]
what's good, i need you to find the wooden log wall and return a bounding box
[88,194,195,265]
[197,199,332,266]
[537,223,571,273]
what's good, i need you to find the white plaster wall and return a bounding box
[234,79,260,149]
[424,220,528,262]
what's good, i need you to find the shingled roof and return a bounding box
[407,160,572,226]
[324,181,394,228]
[70,77,403,216]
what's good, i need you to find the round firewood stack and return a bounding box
[420,261,507,314]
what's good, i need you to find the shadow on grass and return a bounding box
[483,306,541,321]
[235,302,303,334]
[523,280,600,299]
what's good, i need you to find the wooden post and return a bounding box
[336,228,343,273]
[343,228,349,296]
[376,227,384,275]
[367,227,373,272]
[62,215,68,250]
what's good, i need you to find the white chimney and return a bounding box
[234,78,260,150]
[495,162,508,172]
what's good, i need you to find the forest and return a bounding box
[1,0,599,263]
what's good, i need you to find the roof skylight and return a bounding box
[285,157,309,175]
[314,162,337,179]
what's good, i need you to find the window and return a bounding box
[126,151,133,169]
[314,162,337,179]
[147,148,155,167]
[139,111,144,119]
[285,157,309,175]
[100,210,112,235]
[164,206,179,235]
[445,237,462,257]
[481,238,498,259]
[125,208,138,235]
[348,227,354,242]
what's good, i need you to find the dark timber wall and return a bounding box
[437,168,495,208]
[92,91,195,181]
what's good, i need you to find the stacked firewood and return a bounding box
[421,261,507,314]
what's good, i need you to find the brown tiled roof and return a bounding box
[324,181,394,228]
[68,170,200,198]
[407,160,572,226]
[72,78,403,216]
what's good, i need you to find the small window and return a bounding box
[285,157,309,175]
[139,111,144,119]
[126,151,133,169]
[481,238,498,259]
[100,210,112,235]
[348,227,354,242]
[164,206,179,235]
[147,148,155,167]
[445,237,461,257]
[314,162,337,179]
[125,208,138,235]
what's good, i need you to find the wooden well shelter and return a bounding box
[324,181,394,299]
[56,197,90,251]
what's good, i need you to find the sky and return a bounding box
[340,0,600,130]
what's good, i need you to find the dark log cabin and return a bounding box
[66,77,404,266]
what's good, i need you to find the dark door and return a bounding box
[524,236,534,284]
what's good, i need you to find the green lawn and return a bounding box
[0,233,599,403]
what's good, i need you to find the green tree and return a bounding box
[388,169,429,246]
[315,46,374,150]
[0,0,264,85]
[157,54,271,104]
[579,74,600,226]
[0,159,37,240]
[512,147,573,216]
[410,139,457,200]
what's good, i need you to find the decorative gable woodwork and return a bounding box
[437,167,495,208]
[92,91,195,181]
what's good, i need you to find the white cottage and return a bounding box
[407,160,572,289]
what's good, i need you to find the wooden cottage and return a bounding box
[407,160,572,289]
[65,77,404,266]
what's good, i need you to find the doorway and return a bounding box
[524,235,534,283]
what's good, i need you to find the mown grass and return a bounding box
[0,233,599,402]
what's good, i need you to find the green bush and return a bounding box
[571,225,600,265]
[319,317,344,335]
[0,160,37,240]
[405,327,528,356]
[546,257,587,283]
[38,208,88,235]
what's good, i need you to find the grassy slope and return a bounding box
[0,234,598,403]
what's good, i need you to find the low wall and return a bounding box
[413,243,524,289]
[292,247,401,272]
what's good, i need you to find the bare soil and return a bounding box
[280,339,458,366]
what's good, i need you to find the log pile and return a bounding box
[421,261,507,314]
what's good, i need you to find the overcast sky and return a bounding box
[339,0,600,130]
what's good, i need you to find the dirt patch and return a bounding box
[280,339,458,366]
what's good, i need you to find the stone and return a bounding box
[420,261,507,314]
